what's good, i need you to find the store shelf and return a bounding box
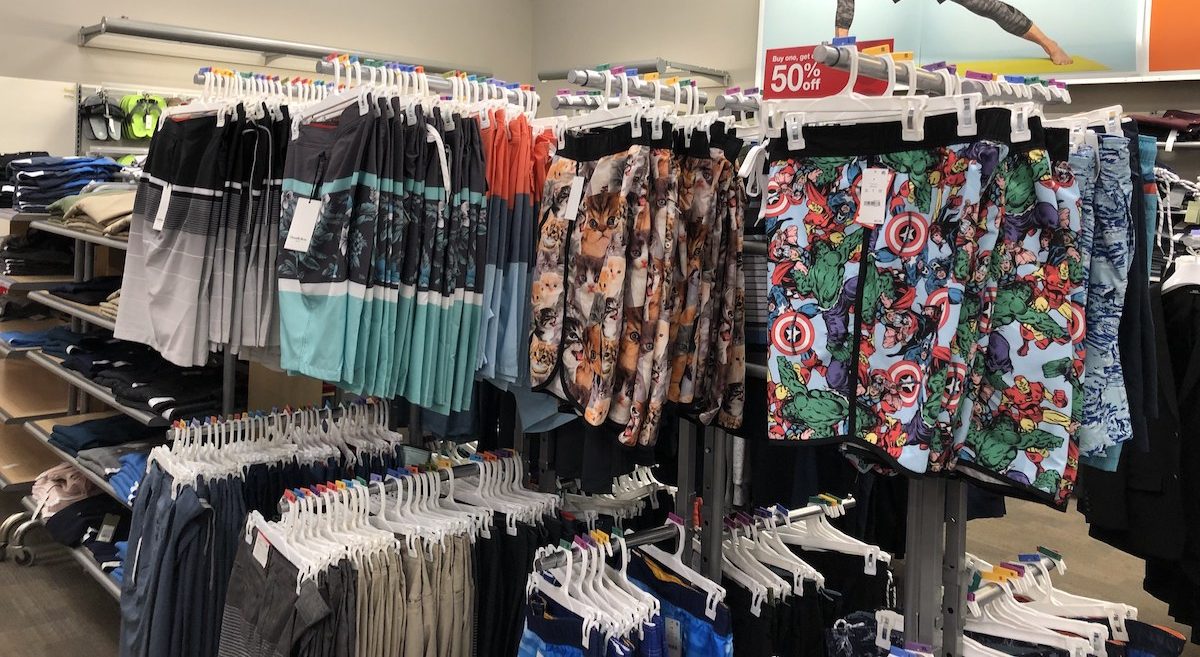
[0,358,71,423]
[1157,141,1200,150]
[17,497,122,600]
[24,413,130,508]
[0,316,65,359]
[69,544,122,600]
[26,350,164,427]
[0,273,75,293]
[27,291,116,331]
[0,424,62,492]
[29,219,129,251]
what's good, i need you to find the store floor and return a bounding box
[0,492,1194,657]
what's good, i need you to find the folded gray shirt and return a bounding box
[75,440,160,479]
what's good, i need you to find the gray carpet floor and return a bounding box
[0,492,1193,656]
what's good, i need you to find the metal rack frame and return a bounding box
[539,59,731,86]
[79,17,490,77]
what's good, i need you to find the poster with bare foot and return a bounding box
[758,0,1142,82]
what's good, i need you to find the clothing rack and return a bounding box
[563,69,708,105]
[312,60,539,105]
[531,497,856,572]
[274,460,484,514]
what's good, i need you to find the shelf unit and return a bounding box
[68,545,122,599]
[27,291,116,332]
[26,351,164,427]
[0,358,71,423]
[18,495,122,599]
[0,274,75,293]
[24,413,131,508]
[0,316,66,359]
[0,424,63,492]
[29,219,129,251]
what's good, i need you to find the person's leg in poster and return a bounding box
[832,0,1073,65]
[947,0,1073,65]
[835,0,854,37]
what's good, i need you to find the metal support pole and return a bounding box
[537,431,556,494]
[66,239,87,414]
[221,347,236,415]
[676,420,698,567]
[941,481,969,657]
[700,426,728,582]
[904,478,947,651]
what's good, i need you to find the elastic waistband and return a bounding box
[558,120,743,162]
[766,108,1044,159]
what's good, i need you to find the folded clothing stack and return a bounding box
[98,290,120,320]
[48,414,164,457]
[33,328,228,422]
[0,295,53,321]
[48,275,122,307]
[0,325,105,356]
[30,462,96,516]
[42,494,132,581]
[8,156,123,213]
[0,230,74,276]
[0,151,49,208]
[47,188,136,238]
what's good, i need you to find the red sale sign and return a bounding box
[762,39,896,99]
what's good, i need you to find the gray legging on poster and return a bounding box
[831,0,1071,64]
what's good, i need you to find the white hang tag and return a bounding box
[152,184,173,231]
[252,530,271,568]
[665,617,683,657]
[144,113,155,132]
[956,96,979,137]
[97,513,120,543]
[876,610,902,649]
[856,168,891,227]
[1108,609,1129,642]
[563,176,585,222]
[284,198,323,252]
[863,549,878,575]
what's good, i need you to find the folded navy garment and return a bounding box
[48,415,164,456]
[49,276,122,306]
[7,156,121,174]
[14,167,121,189]
[43,494,130,548]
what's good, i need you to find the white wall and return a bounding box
[0,1,535,87]
[531,0,760,100]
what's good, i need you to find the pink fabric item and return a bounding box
[31,463,96,517]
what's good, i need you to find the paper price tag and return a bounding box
[252,530,271,568]
[856,168,890,227]
[284,198,323,252]
[97,513,120,543]
[1185,201,1200,225]
[145,113,155,132]
[152,184,173,231]
[665,617,683,657]
[563,176,585,221]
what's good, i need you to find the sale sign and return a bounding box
[763,39,895,99]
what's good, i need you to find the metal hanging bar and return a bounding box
[551,94,623,112]
[312,60,536,106]
[539,59,731,86]
[565,69,708,106]
[533,495,857,572]
[715,44,1070,113]
[80,17,490,77]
